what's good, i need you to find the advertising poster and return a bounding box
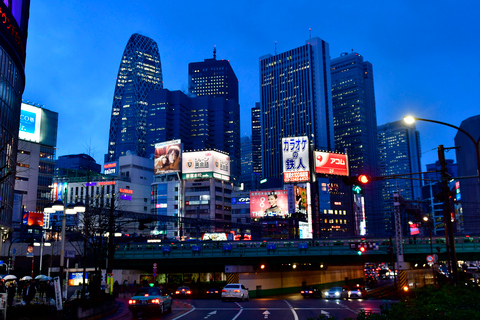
[54,276,62,311]
[282,136,310,183]
[250,190,289,218]
[154,140,182,174]
[23,211,44,227]
[182,150,230,181]
[314,151,349,176]
[19,103,42,143]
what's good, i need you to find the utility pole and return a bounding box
[438,145,458,285]
[106,195,115,274]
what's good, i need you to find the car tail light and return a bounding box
[186,290,191,294]
[175,291,180,294]
[234,290,240,293]
[215,291,218,293]
[144,294,149,297]
[128,300,136,304]
[222,289,227,292]
[151,299,160,304]
[301,291,305,294]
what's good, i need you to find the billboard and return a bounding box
[182,150,230,181]
[0,0,29,66]
[19,103,42,143]
[22,211,44,227]
[104,162,118,175]
[154,140,182,175]
[282,136,310,183]
[314,151,349,176]
[250,190,289,218]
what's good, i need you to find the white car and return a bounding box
[325,286,348,299]
[221,283,249,301]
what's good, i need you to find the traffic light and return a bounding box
[343,175,372,186]
[358,245,366,255]
[357,174,370,184]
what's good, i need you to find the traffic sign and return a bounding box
[427,255,435,263]
[153,263,157,268]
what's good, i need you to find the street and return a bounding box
[106,293,396,320]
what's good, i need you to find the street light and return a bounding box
[404,116,480,182]
[403,115,472,285]
[44,200,85,300]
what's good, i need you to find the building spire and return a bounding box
[213,45,216,59]
[275,41,277,55]
[309,28,311,39]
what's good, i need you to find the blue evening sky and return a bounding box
[23,1,480,171]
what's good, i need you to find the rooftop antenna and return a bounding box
[275,41,277,55]
[213,45,216,59]
[309,28,312,39]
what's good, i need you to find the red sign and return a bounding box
[314,152,349,176]
[283,171,309,183]
[104,162,117,169]
[410,223,420,235]
[119,188,133,194]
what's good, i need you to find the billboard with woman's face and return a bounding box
[154,140,182,174]
[250,190,289,219]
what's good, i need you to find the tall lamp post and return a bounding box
[403,116,479,285]
[44,200,85,300]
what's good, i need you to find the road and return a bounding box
[106,293,396,320]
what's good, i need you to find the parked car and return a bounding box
[300,286,321,298]
[205,288,221,299]
[348,285,368,299]
[221,283,249,301]
[324,286,348,299]
[128,287,172,318]
[174,286,192,298]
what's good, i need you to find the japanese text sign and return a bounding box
[282,136,310,183]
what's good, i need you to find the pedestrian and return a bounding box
[23,282,36,304]
[0,281,6,293]
[7,282,16,307]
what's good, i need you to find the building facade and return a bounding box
[259,37,334,181]
[106,33,163,162]
[56,154,101,177]
[454,115,480,234]
[330,52,379,236]
[0,1,31,236]
[376,120,422,237]
[251,103,262,176]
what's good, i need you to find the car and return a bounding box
[324,286,348,299]
[221,283,249,301]
[128,287,172,318]
[348,285,368,299]
[174,286,192,298]
[205,288,221,299]
[300,286,321,298]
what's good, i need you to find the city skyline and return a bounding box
[23,1,479,172]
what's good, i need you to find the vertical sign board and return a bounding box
[106,273,114,295]
[53,276,62,311]
[282,136,310,183]
[0,292,6,320]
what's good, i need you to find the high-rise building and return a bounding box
[106,33,163,162]
[331,52,379,236]
[15,102,58,220]
[377,120,422,237]
[259,37,334,180]
[187,55,240,182]
[251,103,261,175]
[0,0,31,237]
[56,154,101,177]
[454,115,480,234]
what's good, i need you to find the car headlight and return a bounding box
[335,292,340,297]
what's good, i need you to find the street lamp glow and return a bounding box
[403,116,416,124]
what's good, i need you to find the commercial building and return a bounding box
[377,120,422,237]
[14,102,58,217]
[56,154,101,177]
[0,1,31,238]
[106,33,163,162]
[330,52,380,236]
[454,115,480,234]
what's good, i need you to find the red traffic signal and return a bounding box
[358,174,370,184]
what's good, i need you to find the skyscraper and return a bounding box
[187,55,240,181]
[454,115,480,233]
[106,33,163,162]
[259,37,334,180]
[377,120,422,237]
[251,103,261,176]
[331,52,379,235]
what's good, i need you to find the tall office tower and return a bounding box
[251,103,262,176]
[455,115,480,233]
[331,52,379,235]
[0,1,31,237]
[240,135,255,190]
[15,102,58,218]
[106,33,163,163]
[259,37,334,180]
[188,56,240,181]
[147,89,241,181]
[377,120,422,237]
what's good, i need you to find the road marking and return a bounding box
[284,300,299,320]
[171,306,196,320]
[204,310,217,318]
[263,310,271,318]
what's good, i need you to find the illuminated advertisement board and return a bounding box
[0,0,29,66]
[104,162,118,175]
[202,233,228,241]
[282,136,310,183]
[314,151,349,176]
[182,150,230,181]
[19,103,42,143]
[250,190,289,218]
[154,140,182,175]
[22,211,44,227]
[409,223,420,236]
